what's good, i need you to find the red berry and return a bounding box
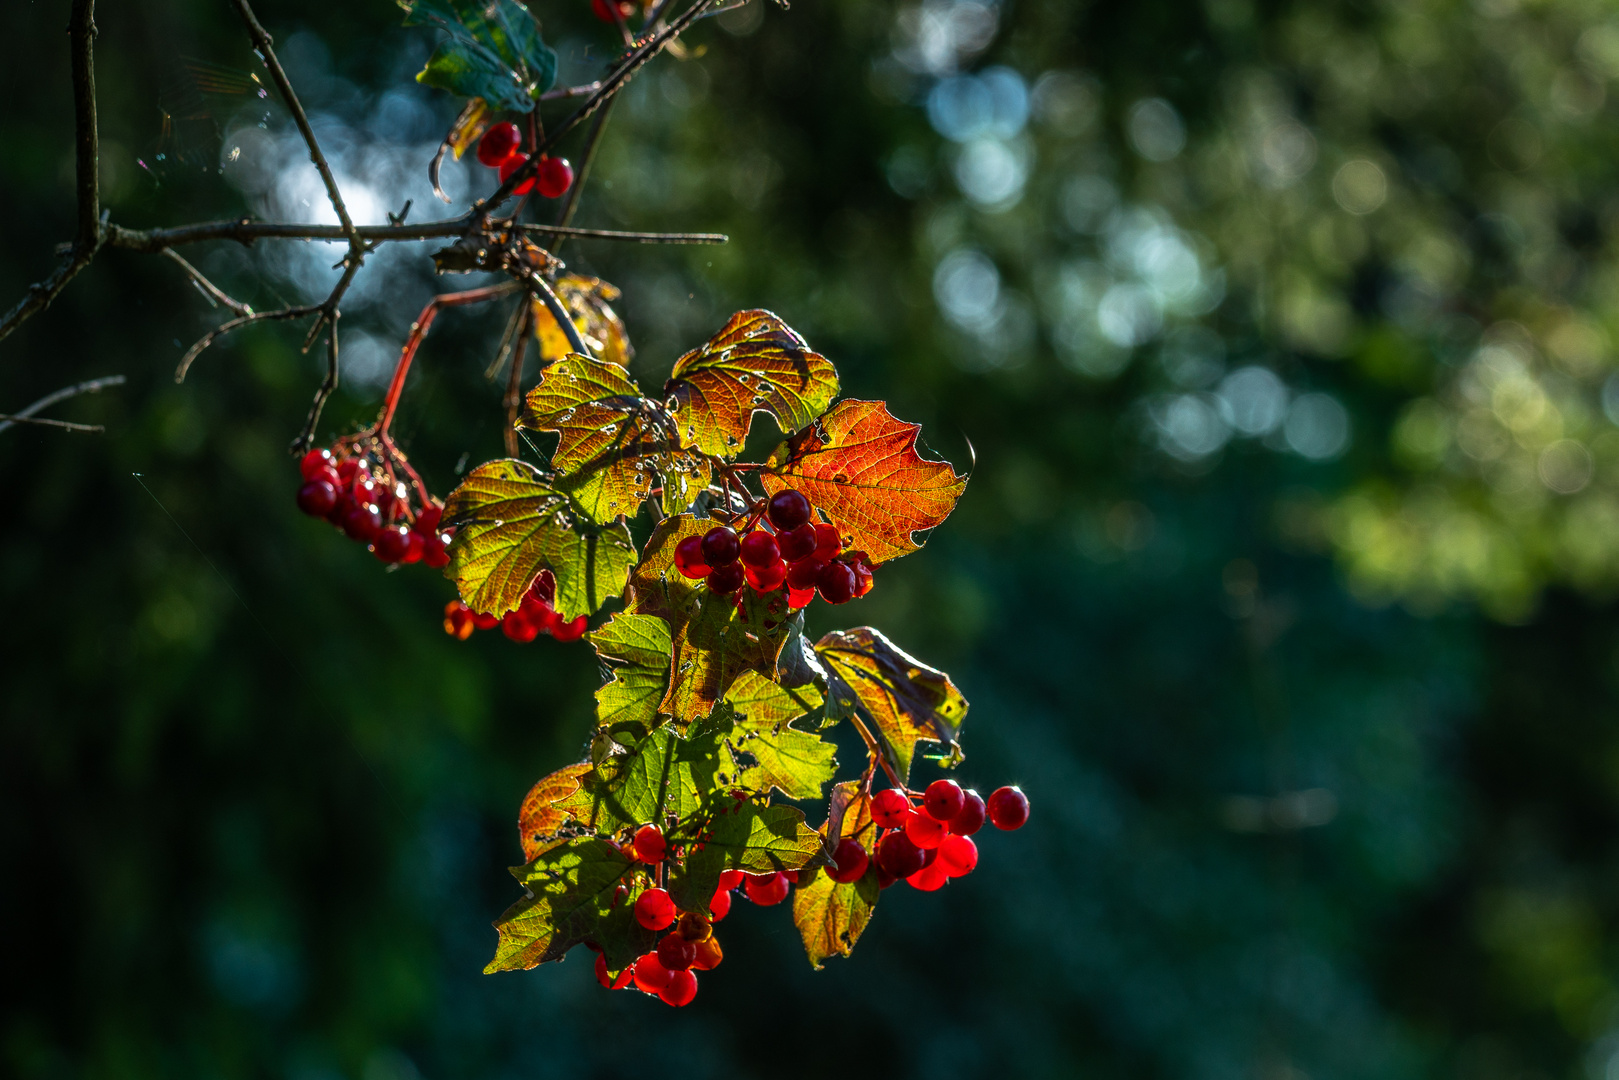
[924,779,966,821]
[443,601,475,640]
[674,535,710,578]
[691,936,723,970]
[595,953,633,989]
[701,526,740,566]
[709,886,732,922]
[342,503,382,543]
[297,478,338,517]
[659,968,698,1007]
[299,447,333,480]
[551,614,588,642]
[817,561,857,605]
[706,561,745,596]
[782,870,800,884]
[632,952,670,994]
[718,869,745,891]
[828,837,869,884]
[336,458,361,482]
[870,788,912,829]
[876,830,926,878]
[987,786,1030,830]
[851,558,875,597]
[785,557,824,592]
[745,560,787,593]
[743,872,789,906]
[907,860,950,892]
[787,584,816,610]
[949,790,986,836]
[813,523,842,560]
[656,931,696,971]
[634,824,667,863]
[535,155,574,199]
[476,121,522,166]
[634,888,676,931]
[905,810,946,849]
[414,504,443,534]
[498,153,534,194]
[937,833,978,877]
[502,611,540,643]
[591,0,632,22]
[766,489,813,531]
[401,530,424,564]
[422,531,451,568]
[778,522,818,562]
[374,524,411,563]
[876,864,898,890]
[739,531,780,568]
[471,611,500,630]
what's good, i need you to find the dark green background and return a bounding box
[7,0,1619,1077]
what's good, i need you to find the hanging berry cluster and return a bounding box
[674,489,875,608]
[475,120,574,200]
[442,571,588,643]
[294,443,452,566]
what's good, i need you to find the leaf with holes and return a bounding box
[664,310,840,459]
[666,801,827,915]
[724,671,835,800]
[589,612,672,735]
[403,0,557,112]
[543,518,635,621]
[761,399,966,564]
[518,761,591,860]
[554,714,731,836]
[442,459,567,616]
[485,836,650,973]
[628,516,797,725]
[815,626,967,784]
[793,781,880,969]
[531,277,632,369]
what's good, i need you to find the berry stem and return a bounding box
[375,282,520,438]
[847,711,906,792]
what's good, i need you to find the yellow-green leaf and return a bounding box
[667,801,826,915]
[544,518,635,621]
[553,717,730,836]
[589,612,672,733]
[442,459,567,616]
[485,837,649,973]
[531,275,632,368]
[724,671,835,801]
[666,309,840,459]
[793,781,880,969]
[815,626,967,783]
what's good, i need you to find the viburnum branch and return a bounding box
[104,219,725,250]
[549,97,618,258]
[0,0,101,347]
[375,282,524,439]
[0,374,125,436]
[526,273,590,358]
[162,250,254,316]
[503,305,534,457]
[175,304,321,382]
[541,80,604,100]
[848,710,906,792]
[293,326,341,453]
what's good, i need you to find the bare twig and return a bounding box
[104,219,724,250]
[503,304,534,457]
[175,305,320,382]
[527,273,590,357]
[162,249,254,316]
[521,224,726,244]
[377,282,523,437]
[550,97,618,258]
[0,0,101,346]
[0,374,125,436]
[540,81,603,100]
[293,326,341,452]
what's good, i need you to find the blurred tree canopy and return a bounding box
[10,0,1619,1078]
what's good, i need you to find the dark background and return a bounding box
[7,0,1619,1077]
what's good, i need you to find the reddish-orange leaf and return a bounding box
[761,399,966,564]
[518,761,592,860]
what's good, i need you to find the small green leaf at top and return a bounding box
[401,0,557,112]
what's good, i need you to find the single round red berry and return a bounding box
[476,121,522,166]
[745,560,787,593]
[905,809,946,849]
[787,584,816,611]
[401,530,424,564]
[701,526,740,566]
[876,830,926,879]
[501,610,540,643]
[817,561,857,605]
[876,864,898,889]
[674,535,711,578]
[706,561,745,595]
[949,790,986,836]
[634,824,667,863]
[595,952,633,989]
[829,837,869,884]
[414,504,443,534]
[551,614,588,642]
[632,952,670,994]
[987,785,1030,830]
[718,869,745,891]
[498,153,534,194]
[777,522,818,562]
[851,559,875,597]
[535,155,574,199]
[374,523,411,563]
[656,931,696,971]
[739,531,780,568]
[766,489,813,531]
[297,478,338,517]
[421,531,450,569]
[907,860,950,892]
[924,779,966,821]
[937,833,978,877]
[708,886,732,922]
[634,888,676,931]
[342,502,382,543]
[659,967,698,1007]
[813,523,842,560]
[785,557,825,592]
[443,601,475,640]
[299,447,333,480]
[471,611,500,630]
[744,871,789,906]
[336,458,361,482]
[870,788,912,830]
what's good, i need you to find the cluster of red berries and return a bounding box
[295,447,452,566]
[674,490,874,609]
[442,571,588,643]
[475,121,574,199]
[855,781,1028,891]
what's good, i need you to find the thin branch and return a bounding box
[550,96,618,258]
[104,218,725,250]
[0,0,101,346]
[376,282,522,437]
[0,374,125,436]
[162,249,254,316]
[540,80,603,100]
[175,305,320,382]
[519,224,727,244]
[527,273,590,358]
[503,304,534,458]
[0,415,105,433]
[293,326,341,453]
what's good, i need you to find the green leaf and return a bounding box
[485,837,651,972]
[724,671,836,801]
[628,516,797,725]
[589,613,672,733]
[792,782,880,969]
[667,801,826,915]
[815,626,968,783]
[554,717,731,836]
[545,519,636,621]
[402,0,557,112]
[664,310,840,459]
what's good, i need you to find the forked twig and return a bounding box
[162,249,254,316]
[0,374,125,436]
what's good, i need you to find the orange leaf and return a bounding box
[518,761,592,860]
[762,399,966,564]
[665,310,839,459]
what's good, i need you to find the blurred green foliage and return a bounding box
[11,0,1619,1078]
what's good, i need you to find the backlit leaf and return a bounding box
[485,837,649,972]
[589,613,672,733]
[665,310,840,459]
[792,782,880,969]
[554,716,730,836]
[442,459,567,616]
[402,0,557,112]
[518,761,591,861]
[532,277,632,368]
[762,399,967,564]
[628,516,796,725]
[543,518,635,621]
[815,626,968,783]
[724,671,835,801]
[667,801,826,915]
